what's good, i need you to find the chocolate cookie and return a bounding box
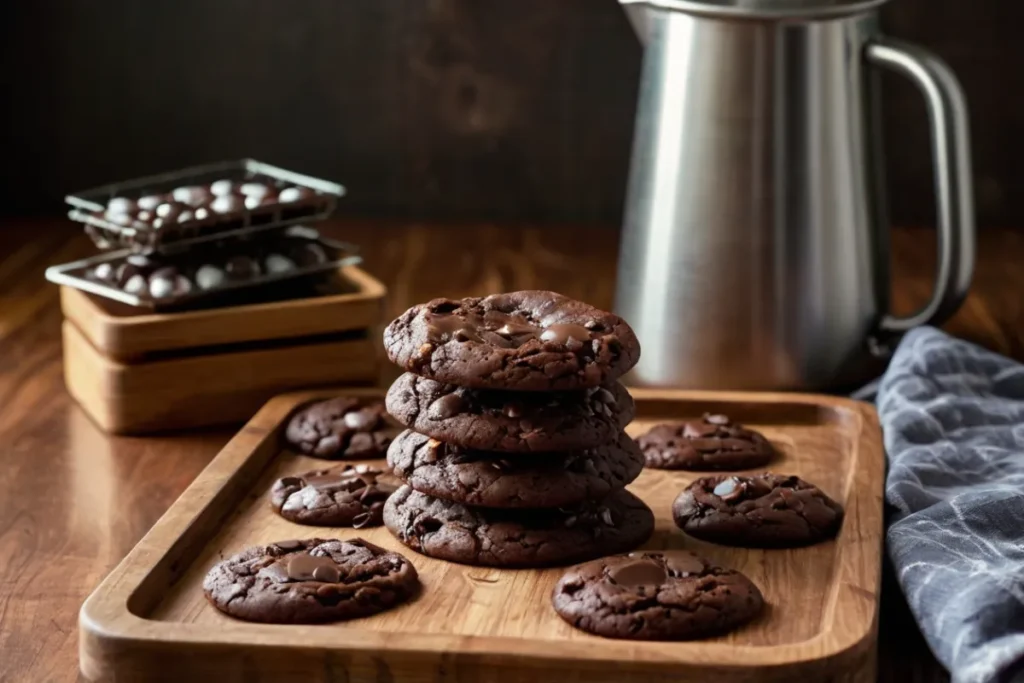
[383,291,641,391]
[638,414,774,470]
[285,397,396,459]
[383,486,654,567]
[270,464,397,527]
[552,551,764,640]
[672,473,844,547]
[202,537,419,623]
[387,430,644,508]
[385,373,634,453]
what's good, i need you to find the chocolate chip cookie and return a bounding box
[383,291,641,391]
[552,551,764,640]
[385,373,634,453]
[270,465,397,527]
[284,397,397,459]
[638,414,774,471]
[672,473,844,547]
[383,486,654,567]
[202,538,419,623]
[387,430,644,508]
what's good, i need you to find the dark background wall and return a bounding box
[2,0,1020,227]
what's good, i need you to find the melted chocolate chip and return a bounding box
[427,394,465,420]
[713,477,741,499]
[609,560,667,587]
[286,552,340,582]
[540,323,592,345]
[668,553,705,576]
[273,539,303,550]
[312,564,341,583]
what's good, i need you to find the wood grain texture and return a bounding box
[3,216,1019,682]
[60,265,386,361]
[79,388,882,683]
[59,265,386,433]
[62,321,378,434]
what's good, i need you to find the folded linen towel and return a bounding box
[873,326,1024,683]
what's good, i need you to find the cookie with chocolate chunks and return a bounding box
[383,485,654,567]
[637,413,774,471]
[383,291,641,391]
[387,430,644,508]
[285,397,397,459]
[270,465,397,527]
[202,538,419,623]
[672,473,844,547]
[385,373,634,453]
[552,551,764,640]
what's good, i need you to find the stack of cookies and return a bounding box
[380,291,654,568]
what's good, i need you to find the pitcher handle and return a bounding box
[866,38,975,334]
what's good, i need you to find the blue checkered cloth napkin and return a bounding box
[857,326,1024,683]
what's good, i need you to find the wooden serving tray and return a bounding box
[61,264,385,362]
[79,388,883,682]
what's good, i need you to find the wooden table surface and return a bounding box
[1,217,1022,683]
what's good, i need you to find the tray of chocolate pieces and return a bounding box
[65,159,344,252]
[46,227,360,311]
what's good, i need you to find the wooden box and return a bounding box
[79,387,883,682]
[61,266,386,434]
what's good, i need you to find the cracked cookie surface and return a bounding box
[383,290,641,391]
[387,430,644,508]
[385,373,634,452]
[383,486,654,567]
[284,397,398,459]
[672,473,844,547]
[270,465,397,527]
[202,538,419,623]
[552,551,764,640]
[638,413,774,471]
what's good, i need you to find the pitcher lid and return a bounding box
[621,0,888,19]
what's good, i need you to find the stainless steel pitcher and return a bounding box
[614,0,974,391]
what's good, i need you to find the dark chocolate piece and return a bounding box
[264,254,296,274]
[225,255,261,280]
[195,265,228,290]
[172,185,213,207]
[278,186,315,203]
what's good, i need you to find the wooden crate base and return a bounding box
[63,321,378,434]
[79,388,883,681]
[60,265,387,433]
